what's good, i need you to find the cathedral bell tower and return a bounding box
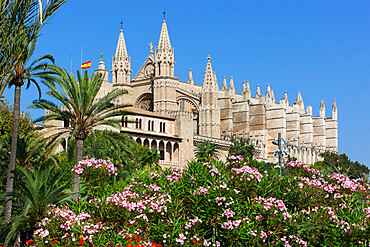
[153,15,178,115]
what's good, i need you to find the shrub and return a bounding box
[27,157,370,246]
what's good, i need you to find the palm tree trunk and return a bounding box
[4,84,21,224]
[72,139,84,201]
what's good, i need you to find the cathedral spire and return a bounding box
[157,18,172,52]
[319,99,325,118]
[155,17,175,77]
[202,55,214,89]
[112,26,131,84]
[115,28,128,59]
[199,55,220,138]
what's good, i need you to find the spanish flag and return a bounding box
[81,61,91,69]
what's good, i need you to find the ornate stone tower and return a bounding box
[111,26,131,85]
[153,17,178,115]
[199,55,221,138]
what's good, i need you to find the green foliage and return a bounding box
[1,164,71,245]
[0,129,57,168]
[0,100,33,139]
[0,0,67,96]
[136,145,160,169]
[0,128,59,195]
[228,137,254,159]
[59,130,159,182]
[195,140,219,163]
[313,151,369,179]
[30,69,136,199]
[28,158,370,246]
[30,69,134,149]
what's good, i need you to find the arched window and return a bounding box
[151,121,154,131]
[148,120,151,130]
[139,119,142,129]
[124,117,128,127]
[135,118,139,129]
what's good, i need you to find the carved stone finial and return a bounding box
[149,42,153,54]
[100,53,103,61]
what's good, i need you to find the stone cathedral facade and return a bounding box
[92,17,338,167]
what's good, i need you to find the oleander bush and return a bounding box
[26,156,370,246]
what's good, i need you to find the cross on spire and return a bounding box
[120,21,123,29]
[163,10,166,20]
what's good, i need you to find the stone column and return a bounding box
[164,140,168,161]
[170,141,175,161]
[148,138,152,149]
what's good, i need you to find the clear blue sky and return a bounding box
[3,0,370,166]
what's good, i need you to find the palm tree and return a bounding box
[30,69,133,201]
[4,36,57,224]
[3,164,71,246]
[0,0,67,97]
[195,140,219,163]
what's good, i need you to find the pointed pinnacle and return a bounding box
[319,99,325,117]
[256,84,261,97]
[115,28,128,59]
[157,18,172,51]
[229,76,235,90]
[187,68,194,84]
[332,98,337,111]
[297,91,303,102]
[246,80,251,92]
[213,71,218,84]
[222,76,227,91]
[284,90,288,100]
[320,99,325,108]
[271,88,275,100]
[203,55,214,87]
